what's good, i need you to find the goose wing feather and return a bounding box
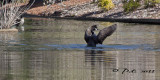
[97,24,117,44]
[84,34,89,43]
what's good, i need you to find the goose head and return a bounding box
[90,25,98,34]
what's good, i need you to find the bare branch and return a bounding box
[0,0,35,29]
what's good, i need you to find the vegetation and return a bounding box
[123,0,160,13]
[98,0,115,10]
[0,0,34,29]
[144,0,160,8]
[123,0,140,13]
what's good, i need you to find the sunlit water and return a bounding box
[0,18,160,80]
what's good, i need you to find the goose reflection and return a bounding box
[85,48,105,63]
[85,48,116,80]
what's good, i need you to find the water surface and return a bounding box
[0,18,160,80]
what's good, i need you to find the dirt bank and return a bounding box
[27,0,92,16]
[26,0,160,20]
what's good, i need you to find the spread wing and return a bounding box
[97,24,117,44]
[84,34,89,43]
[84,30,90,43]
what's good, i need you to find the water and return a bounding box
[0,18,160,80]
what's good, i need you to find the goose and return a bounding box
[84,24,117,47]
[16,16,24,27]
[15,16,24,31]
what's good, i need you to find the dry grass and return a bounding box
[0,0,34,29]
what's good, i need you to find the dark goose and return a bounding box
[84,24,117,47]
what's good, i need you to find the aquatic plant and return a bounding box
[0,0,34,29]
[98,0,115,10]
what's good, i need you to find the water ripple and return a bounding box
[3,43,156,51]
[45,44,154,51]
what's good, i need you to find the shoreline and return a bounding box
[0,29,18,32]
[23,0,160,25]
[24,0,160,25]
[24,13,160,25]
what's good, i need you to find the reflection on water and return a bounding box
[0,18,160,80]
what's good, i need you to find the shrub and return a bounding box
[144,0,160,8]
[123,0,140,13]
[98,0,115,10]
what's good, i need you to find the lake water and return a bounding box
[0,18,160,80]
